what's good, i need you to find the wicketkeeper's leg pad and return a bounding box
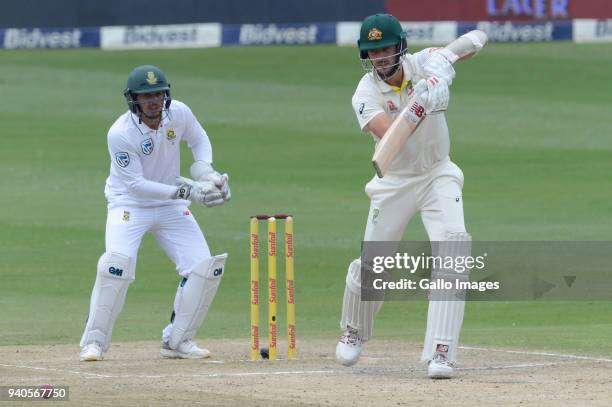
[168,253,227,349]
[80,252,135,352]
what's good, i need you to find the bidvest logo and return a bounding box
[596,20,612,38]
[3,28,82,49]
[124,26,198,45]
[476,21,554,42]
[101,24,221,50]
[239,24,318,45]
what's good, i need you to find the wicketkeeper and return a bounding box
[80,65,230,361]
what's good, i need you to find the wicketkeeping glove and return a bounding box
[190,161,231,202]
[174,177,225,208]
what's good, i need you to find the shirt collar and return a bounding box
[374,59,413,94]
[389,79,410,94]
[129,111,171,134]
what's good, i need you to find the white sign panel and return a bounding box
[574,19,612,43]
[101,23,221,50]
[337,21,457,46]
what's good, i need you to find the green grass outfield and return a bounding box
[1,43,611,355]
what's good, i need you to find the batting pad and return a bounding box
[80,252,135,351]
[169,253,227,349]
[340,258,383,341]
[421,232,472,363]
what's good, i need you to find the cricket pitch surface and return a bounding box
[2,339,611,406]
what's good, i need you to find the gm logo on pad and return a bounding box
[109,267,124,277]
[213,267,223,277]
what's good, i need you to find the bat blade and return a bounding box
[372,96,426,178]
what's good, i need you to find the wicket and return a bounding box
[250,214,296,361]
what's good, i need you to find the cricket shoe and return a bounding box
[335,326,363,367]
[79,342,104,362]
[427,353,455,379]
[160,340,211,359]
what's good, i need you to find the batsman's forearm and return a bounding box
[439,30,488,64]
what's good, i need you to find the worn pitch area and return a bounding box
[1,339,611,406]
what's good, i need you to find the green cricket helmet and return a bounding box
[123,65,172,115]
[358,13,407,59]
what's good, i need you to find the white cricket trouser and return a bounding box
[106,204,210,277]
[364,158,466,241]
[360,158,468,362]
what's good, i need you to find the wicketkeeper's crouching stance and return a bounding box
[335,14,486,378]
[80,65,231,361]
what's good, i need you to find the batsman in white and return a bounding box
[80,65,231,361]
[336,14,472,378]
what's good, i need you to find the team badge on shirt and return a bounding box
[122,211,130,222]
[386,100,398,112]
[166,129,176,142]
[141,138,154,155]
[115,152,130,167]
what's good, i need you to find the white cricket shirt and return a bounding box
[104,100,212,208]
[352,49,451,176]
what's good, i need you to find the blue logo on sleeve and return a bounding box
[115,152,130,167]
[141,138,154,155]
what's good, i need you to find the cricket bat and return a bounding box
[372,30,488,178]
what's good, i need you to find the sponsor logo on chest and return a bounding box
[141,138,154,155]
[386,100,398,113]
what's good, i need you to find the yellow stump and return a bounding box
[285,216,297,359]
[268,217,278,360]
[250,218,260,361]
